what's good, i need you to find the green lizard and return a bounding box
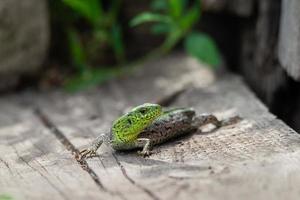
[79,103,240,159]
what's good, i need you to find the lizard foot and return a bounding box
[79,148,97,160]
[137,150,153,157]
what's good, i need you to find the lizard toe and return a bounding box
[79,149,97,160]
[137,150,153,157]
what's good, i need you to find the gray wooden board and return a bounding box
[278,0,300,80]
[0,96,117,199]
[1,54,300,199]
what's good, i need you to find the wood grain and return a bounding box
[0,97,117,199]
[240,0,285,105]
[278,0,300,80]
[1,54,300,199]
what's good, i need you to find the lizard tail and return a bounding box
[220,116,242,127]
[192,114,242,129]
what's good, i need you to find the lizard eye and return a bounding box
[140,108,147,115]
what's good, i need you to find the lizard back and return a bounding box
[138,108,197,145]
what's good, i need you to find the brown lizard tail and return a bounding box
[220,116,242,126]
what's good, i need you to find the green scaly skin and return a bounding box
[79,103,241,159]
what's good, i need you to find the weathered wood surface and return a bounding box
[240,0,286,106]
[0,93,113,199]
[278,0,300,81]
[1,54,300,200]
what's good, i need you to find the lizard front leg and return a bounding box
[135,138,152,157]
[79,133,106,159]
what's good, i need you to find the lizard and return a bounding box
[79,103,241,159]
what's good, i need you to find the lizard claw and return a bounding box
[78,148,97,160]
[137,150,153,157]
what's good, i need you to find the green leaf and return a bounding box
[168,0,185,19]
[111,24,125,63]
[62,0,102,25]
[151,23,171,34]
[160,29,182,52]
[151,0,168,11]
[179,0,201,31]
[67,29,87,72]
[184,32,221,67]
[130,12,172,27]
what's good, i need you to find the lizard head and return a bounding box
[111,103,162,143]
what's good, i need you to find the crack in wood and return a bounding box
[35,108,140,199]
[0,157,17,179]
[34,108,106,191]
[112,153,160,200]
[0,157,9,169]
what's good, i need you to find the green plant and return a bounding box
[185,32,220,66]
[63,0,125,65]
[50,0,221,92]
[130,0,220,67]
[56,0,125,91]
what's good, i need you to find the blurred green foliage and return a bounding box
[51,0,220,91]
[51,0,125,91]
[131,0,220,66]
[185,32,220,67]
[0,194,13,200]
[62,0,125,66]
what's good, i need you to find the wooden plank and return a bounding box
[278,0,300,80]
[27,54,300,200]
[30,54,213,200]
[240,0,285,105]
[0,98,116,199]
